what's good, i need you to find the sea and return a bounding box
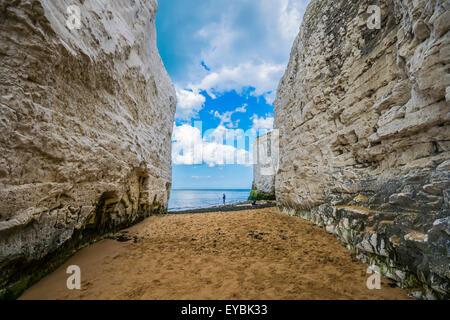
[168,189,251,212]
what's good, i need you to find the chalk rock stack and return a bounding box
[251,132,279,200]
[0,0,176,298]
[274,0,449,299]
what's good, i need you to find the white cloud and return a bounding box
[195,17,240,70]
[172,123,204,165]
[261,0,304,42]
[279,0,303,41]
[212,110,240,128]
[189,63,284,103]
[213,110,234,127]
[172,123,253,166]
[175,88,206,120]
[210,103,247,128]
[202,142,251,167]
[251,114,274,131]
[207,125,246,143]
[235,103,247,113]
[171,0,309,108]
[190,1,306,74]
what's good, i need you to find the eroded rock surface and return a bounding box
[0,0,176,298]
[274,0,449,299]
[251,132,279,200]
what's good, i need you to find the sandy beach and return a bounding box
[20,207,410,300]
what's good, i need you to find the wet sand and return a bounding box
[20,208,410,300]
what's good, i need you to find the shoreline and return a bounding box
[169,200,277,214]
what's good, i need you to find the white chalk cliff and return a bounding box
[252,132,279,199]
[0,0,176,298]
[274,0,449,299]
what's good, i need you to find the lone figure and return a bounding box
[223,193,226,205]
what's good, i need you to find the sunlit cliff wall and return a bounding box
[274,0,449,299]
[0,0,176,298]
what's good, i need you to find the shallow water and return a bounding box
[168,189,251,212]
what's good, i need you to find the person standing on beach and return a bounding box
[223,193,226,205]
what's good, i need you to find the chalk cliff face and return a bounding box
[251,132,279,200]
[275,0,449,298]
[0,0,176,298]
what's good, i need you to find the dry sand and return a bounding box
[20,208,410,300]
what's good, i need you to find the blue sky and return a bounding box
[156,0,309,189]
